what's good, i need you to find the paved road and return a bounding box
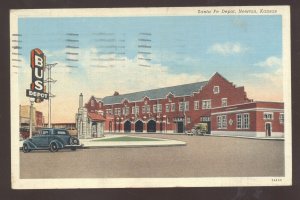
[20,134,284,178]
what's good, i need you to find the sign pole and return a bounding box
[48,64,50,128]
[45,63,57,128]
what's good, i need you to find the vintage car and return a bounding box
[22,128,81,153]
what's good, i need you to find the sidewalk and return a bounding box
[79,134,186,148]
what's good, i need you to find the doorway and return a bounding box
[147,120,156,133]
[135,120,143,133]
[124,121,131,133]
[265,123,272,137]
[177,122,184,133]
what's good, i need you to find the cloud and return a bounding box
[245,56,283,102]
[18,47,208,123]
[254,56,281,68]
[208,42,247,55]
[80,48,207,96]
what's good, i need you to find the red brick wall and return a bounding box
[83,73,283,134]
[211,102,284,133]
[35,111,43,127]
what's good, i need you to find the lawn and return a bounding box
[92,136,163,142]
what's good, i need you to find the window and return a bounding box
[106,109,112,115]
[279,113,284,124]
[217,115,227,129]
[179,102,184,111]
[142,106,145,114]
[165,104,170,112]
[91,99,94,106]
[157,104,162,113]
[202,100,211,109]
[132,107,135,114]
[243,114,249,129]
[213,86,220,94]
[237,113,250,129]
[122,107,125,115]
[185,102,189,111]
[56,130,67,135]
[135,106,139,114]
[264,112,273,120]
[194,101,199,110]
[146,105,150,113]
[187,117,191,124]
[153,105,157,113]
[171,103,175,112]
[221,98,227,107]
[125,107,129,115]
[42,130,49,135]
[117,108,121,116]
[114,108,118,115]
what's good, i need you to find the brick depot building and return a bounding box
[76,73,284,138]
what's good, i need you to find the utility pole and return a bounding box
[45,63,57,128]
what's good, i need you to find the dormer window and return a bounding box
[213,86,220,94]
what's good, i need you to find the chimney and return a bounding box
[79,93,83,108]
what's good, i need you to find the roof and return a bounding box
[100,81,208,105]
[88,113,106,121]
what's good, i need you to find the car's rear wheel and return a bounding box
[23,143,31,153]
[49,142,58,152]
[70,137,79,145]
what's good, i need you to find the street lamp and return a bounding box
[29,97,35,138]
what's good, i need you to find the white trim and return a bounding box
[263,112,274,120]
[210,101,283,110]
[211,107,284,115]
[211,131,284,138]
[213,85,220,94]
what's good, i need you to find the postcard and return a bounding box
[10,6,291,189]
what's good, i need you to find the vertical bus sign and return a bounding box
[26,48,49,102]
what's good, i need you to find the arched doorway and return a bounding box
[147,120,156,133]
[124,121,131,133]
[135,120,143,133]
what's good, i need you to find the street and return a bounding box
[20,134,284,179]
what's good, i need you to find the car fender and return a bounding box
[23,140,38,149]
[49,139,64,149]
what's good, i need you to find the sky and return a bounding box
[15,15,283,123]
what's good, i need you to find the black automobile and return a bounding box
[22,128,81,153]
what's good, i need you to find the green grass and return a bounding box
[93,136,163,142]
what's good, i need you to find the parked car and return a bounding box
[190,123,208,136]
[22,128,81,153]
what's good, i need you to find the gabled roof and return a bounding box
[101,81,208,105]
[88,113,106,121]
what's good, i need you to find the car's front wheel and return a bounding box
[23,143,31,153]
[49,142,59,152]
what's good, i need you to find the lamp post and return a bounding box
[29,97,35,138]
